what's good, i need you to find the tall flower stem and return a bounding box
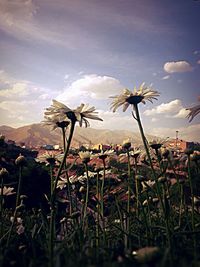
[100,158,106,243]
[61,127,66,151]
[126,150,131,249]
[134,159,139,218]
[127,150,131,215]
[96,171,100,249]
[83,163,89,225]
[49,120,75,267]
[15,166,23,208]
[187,154,196,253]
[51,120,76,204]
[0,178,4,237]
[133,104,171,248]
[62,126,72,214]
[133,105,155,177]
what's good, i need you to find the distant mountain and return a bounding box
[0,123,152,148]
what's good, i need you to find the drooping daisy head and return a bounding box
[122,139,132,150]
[149,137,169,150]
[92,149,115,161]
[42,114,70,131]
[186,96,200,122]
[44,100,103,127]
[110,83,160,112]
[79,151,92,164]
[15,154,26,167]
[36,152,57,166]
[0,168,9,180]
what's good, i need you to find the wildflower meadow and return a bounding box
[0,84,200,267]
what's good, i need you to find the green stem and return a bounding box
[187,154,196,254]
[100,159,106,243]
[126,150,131,249]
[133,104,171,247]
[61,126,72,215]
[51,121,75,204]
[133,104,155,177]
[134,159,139,218]
[96,171,100,248]
[49,208,55,267]
[61,127,66,151]
[16,166,22,208]
[83,163,89,223]
[127,150,131,215]
[0,178,4,237]
[50,165,54,196]
[48,121,75,266]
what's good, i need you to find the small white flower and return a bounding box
[42,114,70,130]
[44,100,103,127]
[79,151,92,164]
[186,96,200,122]
[110,83,160,112]
[92,149,115,160]
[1,186,16,196]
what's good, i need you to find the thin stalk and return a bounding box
[6,204,21,247]
[179,183,184,227]
[49,208,55,267]
[0,178,4,237]
[133,105,164,209]
[134,160,139,218]
[50,165,54,196]
[96,171,100,248]
[61,127,66,151]
[100,158,106,243]
[61,125,73,215]
[51,121,75,204]
[49,120,75,267]
[133,104,171,248]
[83,163,89,224]
[127,150,131,248]
[15,166,22,208]
[187,154,196,254]
[127,150,131,214]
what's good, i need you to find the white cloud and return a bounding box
[0,69,16,85]
[0,82,29,97]
[0,100,44,127]
[151,117,158,122]
[56,74,124,103]
[144,99,183,116]
[90,110,137,131]
[164,61,193,73]
[162,75,170,80]
[0,71,56,127]
[146,124,200,142]
[174,108,189,118]
[143,99,190,120]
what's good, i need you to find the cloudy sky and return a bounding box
[0,0,200,141]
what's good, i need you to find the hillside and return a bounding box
[0,123,149,147]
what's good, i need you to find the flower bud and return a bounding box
[15,154,26,166]
[122,139,131,150]
[0,168,9,180]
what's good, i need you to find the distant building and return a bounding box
[53,144,60,150]
[92,143,112,151]
[166,139,194,151]
[42,144,54,150]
